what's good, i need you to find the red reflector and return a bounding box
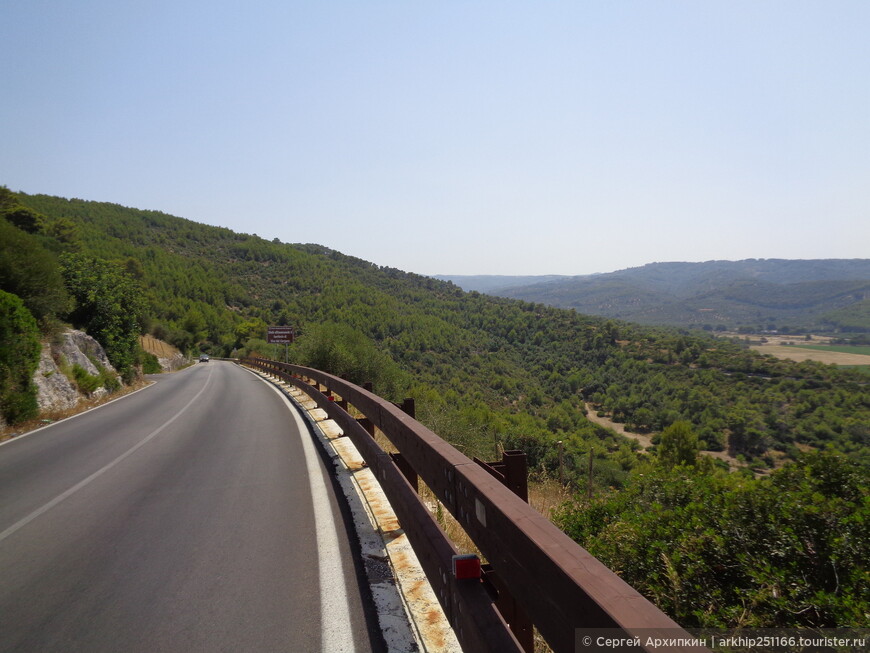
[328,396,335,401]
[452,554,481,580]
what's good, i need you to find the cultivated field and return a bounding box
[751,343,870,366]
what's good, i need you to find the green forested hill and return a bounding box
[459,260,870,332]
[6,190,869,628]
[8,192,870,475]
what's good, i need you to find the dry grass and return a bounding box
[751,343,870,366]
[138,334,181,359]
[529,476,574,521]
[373,427,398,454]
[418,480,481,556]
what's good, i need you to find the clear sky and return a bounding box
[2,1,868,276]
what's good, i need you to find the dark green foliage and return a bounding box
[0,186,16,211]
[557,453,869,628]
[0,218,70,322]
[43,217,81,249]
[291,322,407,400]
[13,192,870,470]
[140,349,162,374]
[71,364,101,394]
[824,299,870,332]
[0,290,41,424]
[60,253,144,381]
[70,362,121,395]
[3,206,45,233]
[1,187,46,234]
[657,421,699,468]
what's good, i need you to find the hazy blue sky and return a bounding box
[2,1,868,275]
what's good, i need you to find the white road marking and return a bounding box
[0,380,157,449]
[0,367,214,544]
[259,378,358,653]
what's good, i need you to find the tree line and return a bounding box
[0,188,147,424]
[3,189,867,627]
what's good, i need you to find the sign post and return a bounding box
[267,326,294,363]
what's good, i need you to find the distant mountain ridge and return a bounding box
[432,274,570,293]
[439,259,870,332]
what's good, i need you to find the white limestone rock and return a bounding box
[58,330,117,377]
[33,348,80,412]
[32,329,123,412]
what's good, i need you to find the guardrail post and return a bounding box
[474,450,528,503]
[482,565,534,653]
[501,450,528,503]
[389,398,419,492]
[337,375,350,410]
[475,450,533,652]
[357,417,375,437]
[389,453,419,494]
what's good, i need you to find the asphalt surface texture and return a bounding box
[0,361,383,652]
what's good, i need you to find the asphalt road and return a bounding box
[0,362,382,652]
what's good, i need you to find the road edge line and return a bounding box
[255,374,359,653]
[245,365,460,653]
[0,363,209,449]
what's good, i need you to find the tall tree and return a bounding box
[61,254,144,380]
[658,420,699,468]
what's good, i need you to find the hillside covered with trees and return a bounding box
[447,260,870,333]
[3,189,867,627]
[7,192,867,467]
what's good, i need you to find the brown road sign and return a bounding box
[267,326,294,344]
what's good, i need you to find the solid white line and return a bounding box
[0,364,205,450]
[0,367,214,544]
[0,381,156,449]
[258,378,358,653]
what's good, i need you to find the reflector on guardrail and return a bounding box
[452,554,481,580]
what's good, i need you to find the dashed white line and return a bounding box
[0,367,214,544]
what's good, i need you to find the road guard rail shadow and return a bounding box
[241,357,701,653]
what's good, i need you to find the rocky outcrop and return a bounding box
[58,330,118,378]
[156,350,187,372]
[32,330,123,413]
[33,348,80,412]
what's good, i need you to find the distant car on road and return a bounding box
[199,354,210,363]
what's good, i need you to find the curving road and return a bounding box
[0,361,383,652]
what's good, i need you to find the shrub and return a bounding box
[291,322,407,400]
[0,290,41,423]
[556,453,869,628]
[71,362,121,395]
[140,350,161,374]
[72,364,102,394]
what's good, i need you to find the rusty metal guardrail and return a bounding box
[241,357,702,653]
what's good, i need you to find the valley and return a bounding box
[2,188,867,630]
